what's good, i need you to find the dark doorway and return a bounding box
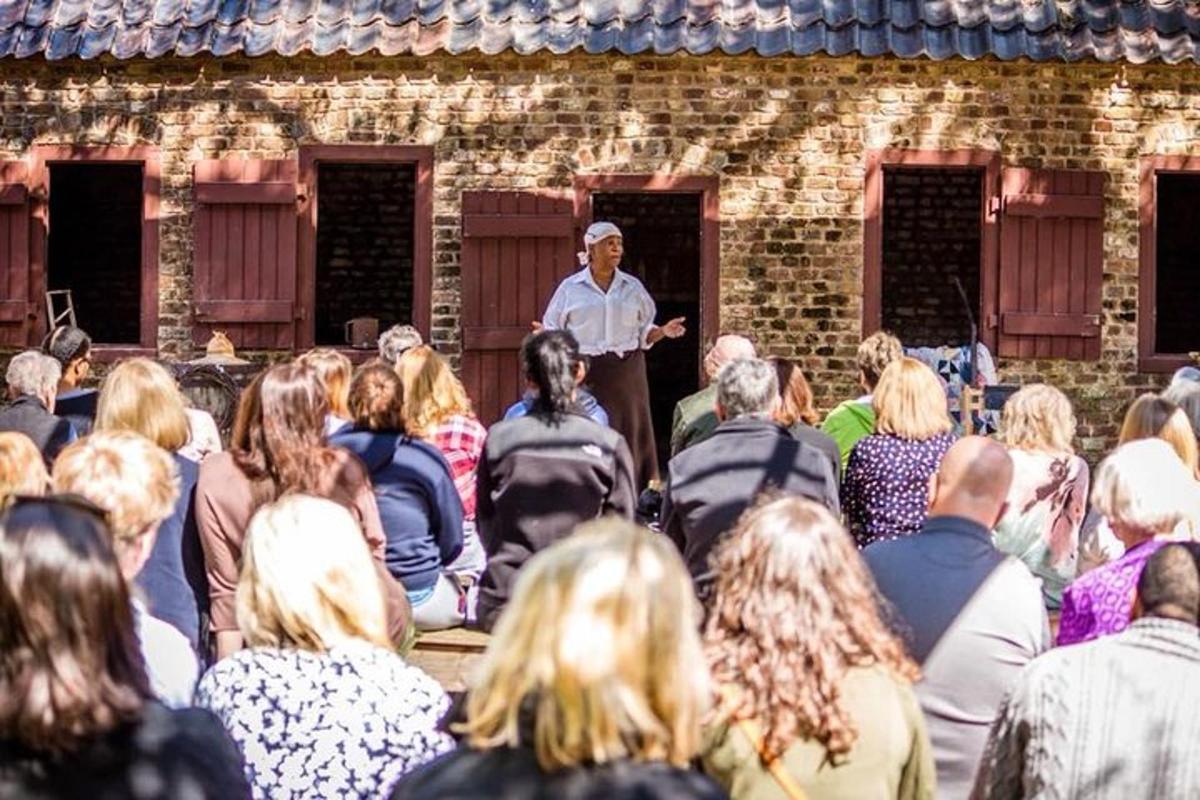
[47,164,143,343]
[592,192,702,473]
[315,162,416,347]
[1155,173,1200,354]
[881,167,983,347]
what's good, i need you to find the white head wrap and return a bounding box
[578,221,622,266]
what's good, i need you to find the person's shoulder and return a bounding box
[136,702,237,752]
[862,536,918,572]
[197,449,238,479]
[592,761,727,799]
[995,555,1049,596]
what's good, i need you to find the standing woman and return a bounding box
[541,222,686,490]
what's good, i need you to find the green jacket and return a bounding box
[702,665,936,800]
[670,384,719,457]
[821,398,876,472]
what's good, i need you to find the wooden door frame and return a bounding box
[29,145,160,358]
[297,145,434,351]
[863,149,1001,353]
[572,174,720,382]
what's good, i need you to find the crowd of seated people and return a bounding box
[2,322,1200,799]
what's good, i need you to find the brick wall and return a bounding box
[0,52,1191,458]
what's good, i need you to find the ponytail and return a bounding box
[523,331,582,417]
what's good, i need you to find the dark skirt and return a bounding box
[586,350,658,490]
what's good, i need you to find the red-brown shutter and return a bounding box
[193,159,300,349]
[0,161,35,346]
[461,192,577,425]
[997,168,1105,360]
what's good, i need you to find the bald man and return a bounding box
[864,436,1050,800]
[670,334,756,456]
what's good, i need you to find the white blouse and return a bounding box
[542,268,657,357]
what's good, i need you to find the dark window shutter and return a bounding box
[997,168,1105,360]
[193,159,299,349]
[0,161,34,346]
[460,192,576,425]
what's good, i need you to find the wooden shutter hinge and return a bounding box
[988,196,1003,217]
[293,305,307,321]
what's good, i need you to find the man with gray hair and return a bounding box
[661,357,839,594]
[377,324,423,366]
[669,333,756,456]
[0,350,74,465]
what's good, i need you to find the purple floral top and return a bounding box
[843,432,956,548]
[1056,539,1168,646]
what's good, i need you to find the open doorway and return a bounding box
[591,192,702,472]
[880,167,983,346]
[314,162,416,347]
[1153,173,1200,354]
[47,163,143,343]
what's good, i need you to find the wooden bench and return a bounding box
[408,628,491,692]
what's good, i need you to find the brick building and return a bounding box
[3,0,1200,459]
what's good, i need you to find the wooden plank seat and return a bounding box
[408,628,491,692]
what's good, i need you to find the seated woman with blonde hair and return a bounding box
[842,357,956,547]
[298,348,354,437]
[1078,393,1200,574]
[391,518,725,800]
[196,494,453,799]
[0,432,49,501]
[1058,437,1200,646]
[96,357,209,651]
[993,384,1090,610]
[702,495,935,800]
[397,345,488,582]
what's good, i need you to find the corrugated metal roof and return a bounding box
[2,0,1199,62]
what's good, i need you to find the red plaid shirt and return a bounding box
[429,414,487,520]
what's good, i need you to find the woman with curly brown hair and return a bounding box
[701,496,935,800]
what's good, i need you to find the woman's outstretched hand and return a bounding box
[660,317,687,339]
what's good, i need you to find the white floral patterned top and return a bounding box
[195,640,453,800]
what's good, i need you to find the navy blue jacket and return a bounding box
[332,428,464,593]
[135,454,207,654]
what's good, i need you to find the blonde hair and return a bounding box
[95,358,190,452]
[1092,438,1200,540]
[297,349,352,420]
[1002,384,1077,455]
[0,433,48,500]
[857,331,903,389]
[238,494,388,651]
[461,517,708,770]
[51,431,179,545]
[873,357,952,440]
[396,345,474,437]
[1119,393,1200,478]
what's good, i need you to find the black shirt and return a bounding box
[391,745,728,800]
[475,411,637,631]
[0,702,250,799]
